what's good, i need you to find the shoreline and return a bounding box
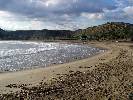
[0,42,110,94]
[1,41,133,100]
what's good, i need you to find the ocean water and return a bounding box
[0,41,105,72]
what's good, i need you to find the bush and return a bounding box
[131,37,133,41]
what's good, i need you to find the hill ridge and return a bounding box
[0,22,133,40]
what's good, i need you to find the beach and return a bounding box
[0,42,133,100]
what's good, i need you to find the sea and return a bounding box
[0,41,105,72]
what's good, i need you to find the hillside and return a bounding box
[0,22,133,41]
[74,22,133,40]
[0,30,73,40]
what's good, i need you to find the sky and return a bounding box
[0,0,133,30]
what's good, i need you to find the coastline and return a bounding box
[0,41,109,94]
[0,41,133,100]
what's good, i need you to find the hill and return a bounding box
[74,22,133,40]
[0,22,133,41]
[0,29,73,40]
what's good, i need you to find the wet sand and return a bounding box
[0,42,133,100]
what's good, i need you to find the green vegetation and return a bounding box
[74,22,133,41]
[0,29,73,40]
[0,22,133,41]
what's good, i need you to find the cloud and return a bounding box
[123,6,133,19]
[124,6,133,14]
[0,0,132,30]
[81,13,104,20]
[0,0,117,17]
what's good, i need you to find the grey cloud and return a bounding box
[0,0,132,30]
[0,0,117,18]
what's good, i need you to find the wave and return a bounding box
[0,41,58,57]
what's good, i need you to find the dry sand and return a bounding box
[0,42,133,100]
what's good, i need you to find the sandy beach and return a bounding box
[0,42,133,100]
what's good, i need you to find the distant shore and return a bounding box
[0,41,133,100]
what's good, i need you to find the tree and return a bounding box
[80,34,88,40]
[131,35,133,41]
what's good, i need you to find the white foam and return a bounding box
[0,41,57,57]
